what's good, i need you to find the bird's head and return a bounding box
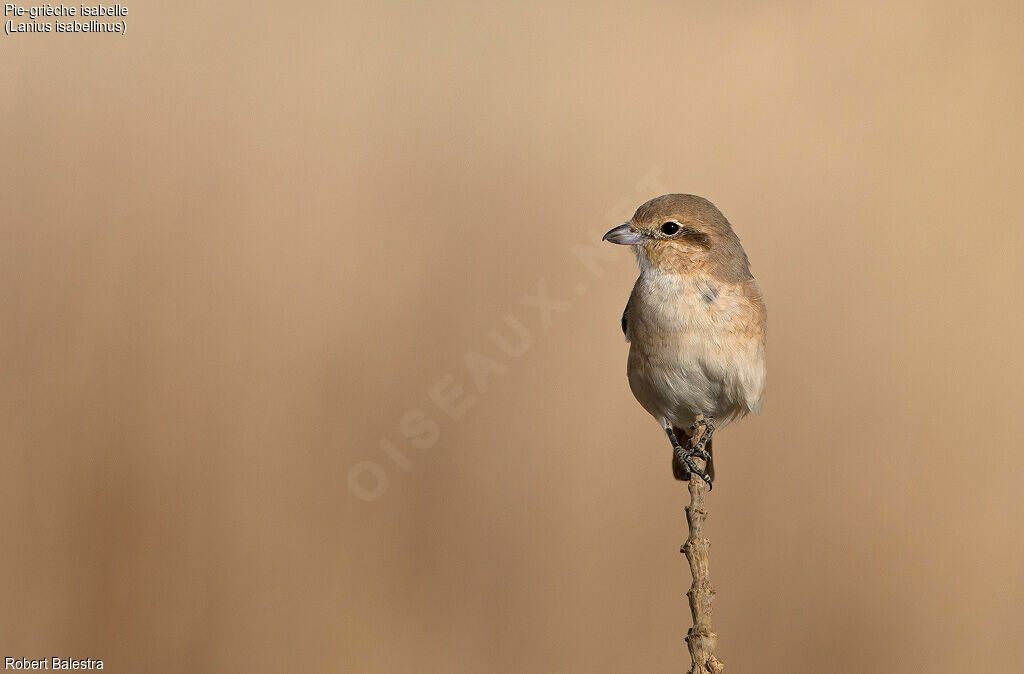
[602,194,751,281]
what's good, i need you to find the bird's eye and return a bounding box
[661,221,680,235]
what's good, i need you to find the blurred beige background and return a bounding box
[3,1,1023,672]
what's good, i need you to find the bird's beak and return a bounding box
[602,223,644,245]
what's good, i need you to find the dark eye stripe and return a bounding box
[661,221,680,235]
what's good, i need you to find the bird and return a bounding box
[603,194,766,488]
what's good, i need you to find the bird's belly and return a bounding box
[625,277,765,429]
[628,334,739,428]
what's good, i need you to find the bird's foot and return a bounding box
[673,416,715,488]
[673,444,713,489]
[689,416,715,437]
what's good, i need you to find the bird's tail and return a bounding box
[671,426,715,483]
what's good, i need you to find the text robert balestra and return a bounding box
[4,657,103,670]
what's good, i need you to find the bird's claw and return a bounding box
[666,417,715,488]
[674,445,713,489]
[689,416,715,434]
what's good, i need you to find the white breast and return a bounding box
[626,268,765,430]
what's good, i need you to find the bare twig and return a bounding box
[681,420,723,673]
